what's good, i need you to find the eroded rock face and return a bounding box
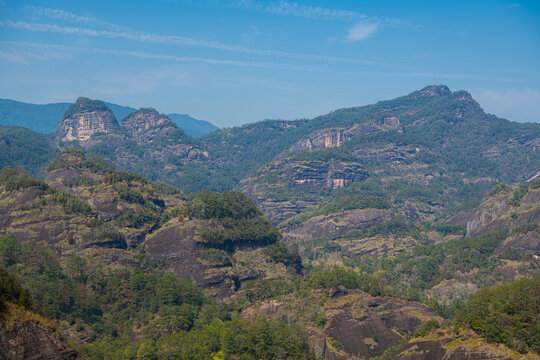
[56,97,118,142]
[354,145,419,163]
[238,160,368,224]
[0,320,89,360]
[493,231,540,257]
[465,187,540,239]
[242,287,442,360]
[121,108,175,139]
[143,218,289,299]
[321,291,440,359]
[288,117,403,153]
[283,208,392,242]
[385,329,528,360]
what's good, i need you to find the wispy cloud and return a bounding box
[0,19,250,51]
[25,6,102,25]
[346,22,377,41]
[0,49,27,63]
[232,1,383,40]
[0,40,331,72]
[0,11,393,67]
[261,1,366,21]
[0,40,73,63]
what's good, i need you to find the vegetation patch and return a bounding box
[184,191,280,247]
[47,149,114,174]
[458,277,540,354]
[199,249,231,266]
[61,97,111,120]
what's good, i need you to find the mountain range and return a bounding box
[0,85,539,359]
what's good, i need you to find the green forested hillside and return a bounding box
[0,125,58,178]
[1,86,540,359]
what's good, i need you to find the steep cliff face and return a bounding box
[0,303,89,360]
[121,108,175,140]
[55,97,118,142]
[144,218,289,298]
[444,184,540,257]
[238,160,368,224]
[1,151,287,300]
[288,116,403,153]
[283,208,392,241]
[0,151,180,268]
[465,186,540,237]
[70,106,211,187]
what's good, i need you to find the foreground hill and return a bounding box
[0,150,287,297]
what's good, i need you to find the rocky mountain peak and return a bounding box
[415,85,452,97]
[55,97,118,142]
[121,108,174,137]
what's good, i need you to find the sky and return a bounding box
[0,0,539,127]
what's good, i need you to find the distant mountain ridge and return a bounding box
[0,98,218,137]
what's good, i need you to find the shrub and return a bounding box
[0,167,47,192]
[510,184,529,206]
[46,187,92,214]
[198,249,231,266]
[103,171,147,185]
[81,223,126,248]
[488,183,510,197]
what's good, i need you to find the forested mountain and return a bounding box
[1,86,539,359]
[167,113,219,137]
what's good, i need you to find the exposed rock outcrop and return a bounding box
[283,208,392,242]
[242,287,442,360]
[121,108,176,141]
[55,97,118,142]
[144,218,289,299]
[288,116,403,153]
[385,328,534,360]
[0,304,89,360]
[465,186,540,239]
[238,160,368,224]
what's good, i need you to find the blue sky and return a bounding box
[0,0,539,127]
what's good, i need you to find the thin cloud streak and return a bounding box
[0,17,394,67]
[0,41,330,72]
[262,1,366,21]
[1,41,522,84]
[25,6,104,26]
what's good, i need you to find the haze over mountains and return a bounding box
[0,85,539,359]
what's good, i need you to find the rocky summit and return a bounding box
[55,97,119,142]
[121,108,175,140]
